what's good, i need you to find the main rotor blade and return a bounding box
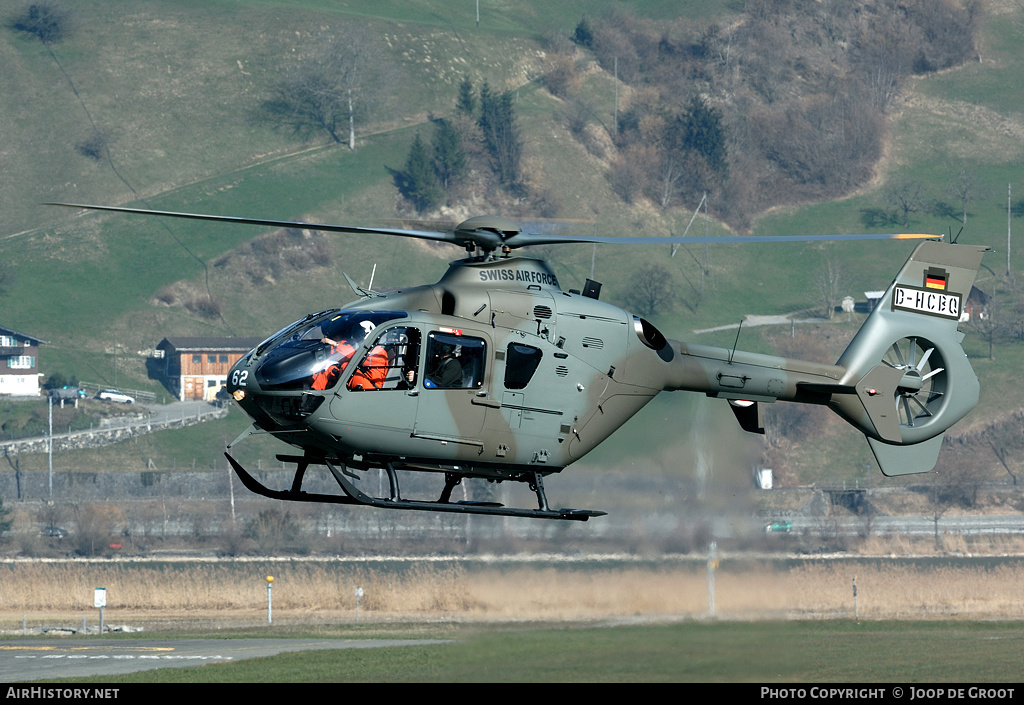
[506,231,941,248]
[47,201,941,252]
[45,202,459,245]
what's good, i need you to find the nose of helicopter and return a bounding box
[225,355,255,401]
[224,347,328,430]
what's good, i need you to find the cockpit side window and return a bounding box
[254,310,407,392]
[423,332,486,389]
[347,327,421,391]
[504,343,542,390]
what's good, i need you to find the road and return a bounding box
[777,513,1024,537]
[0,636,447,682]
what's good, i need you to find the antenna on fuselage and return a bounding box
[728,320,744,365]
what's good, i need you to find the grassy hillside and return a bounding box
[2,0,1023,490]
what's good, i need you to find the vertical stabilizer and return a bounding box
[830,240,988,475]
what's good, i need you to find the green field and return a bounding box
[50,620,1024,683]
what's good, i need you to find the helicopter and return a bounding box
[48,202,989,521]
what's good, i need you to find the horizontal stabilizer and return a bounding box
[867,435,944,476]
[854,365,905,443]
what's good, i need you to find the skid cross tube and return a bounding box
[224,452,605,521]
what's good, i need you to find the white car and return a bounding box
[97,389,135,404]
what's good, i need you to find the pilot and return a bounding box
[311,337,356,391]
[347,343,389,390]
[426,343,462,388]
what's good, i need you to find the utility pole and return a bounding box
[1008,183,1012,277]
[613,57,618,137]
[706,541,717,617]
[47,396,53,498]
[853,575,859,622]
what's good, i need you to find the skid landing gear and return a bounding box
[224,452,605,522]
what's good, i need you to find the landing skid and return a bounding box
[224,452,605,522]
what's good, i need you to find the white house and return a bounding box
[0,325,46,396]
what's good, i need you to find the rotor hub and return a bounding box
[455,215,522,254]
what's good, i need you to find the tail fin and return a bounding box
[829,240,989,475]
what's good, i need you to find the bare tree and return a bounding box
[965,283,1023,361]
[815,252,845,319]
[982,410,1024,485]
[948,167,976,227]
[260,34,396,149]
[657,156,682,209]
[72,503,123,557]
[886,179,925,227]
[625,263,675,317]
[853,12,917,114]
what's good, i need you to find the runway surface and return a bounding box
[0,636,447,682]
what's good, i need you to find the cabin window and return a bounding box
[346,327,421,391]
[504,343,542,390]
[424,332,486,389]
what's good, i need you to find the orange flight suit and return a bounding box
[311,340,356,391]
[347,346,389,390]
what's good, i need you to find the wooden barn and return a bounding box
[156,336,263,401]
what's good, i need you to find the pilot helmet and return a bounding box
[433,341,456,358]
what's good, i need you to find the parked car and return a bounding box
[97,389,135,404]
[48,385,86,400]
[765,520,793,533]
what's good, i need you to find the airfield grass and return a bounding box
[47,620,1024,683]
[10,554,1024,683]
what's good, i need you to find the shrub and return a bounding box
[10,2,71,44]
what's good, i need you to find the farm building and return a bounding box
[156,336,263,401]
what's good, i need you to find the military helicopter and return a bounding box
[48,202,989,521]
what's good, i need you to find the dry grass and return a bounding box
[2,556,1024,631]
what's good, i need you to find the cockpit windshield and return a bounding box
[254,310,407,391]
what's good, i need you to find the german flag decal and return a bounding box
[924,267,947,290]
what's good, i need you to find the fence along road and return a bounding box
[0,400,228,457]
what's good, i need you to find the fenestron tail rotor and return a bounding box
[881,336,947,430]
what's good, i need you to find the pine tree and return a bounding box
[403,132,444,212]
[572,16,594,48]
[457,75,475,115]
[681,97,727,176]
[479,88,522,186]
[432,119,467,191]
[478,81,495,132]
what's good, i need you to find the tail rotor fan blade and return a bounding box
[887,337,947,429]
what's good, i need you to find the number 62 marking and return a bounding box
[231,370,248,386]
